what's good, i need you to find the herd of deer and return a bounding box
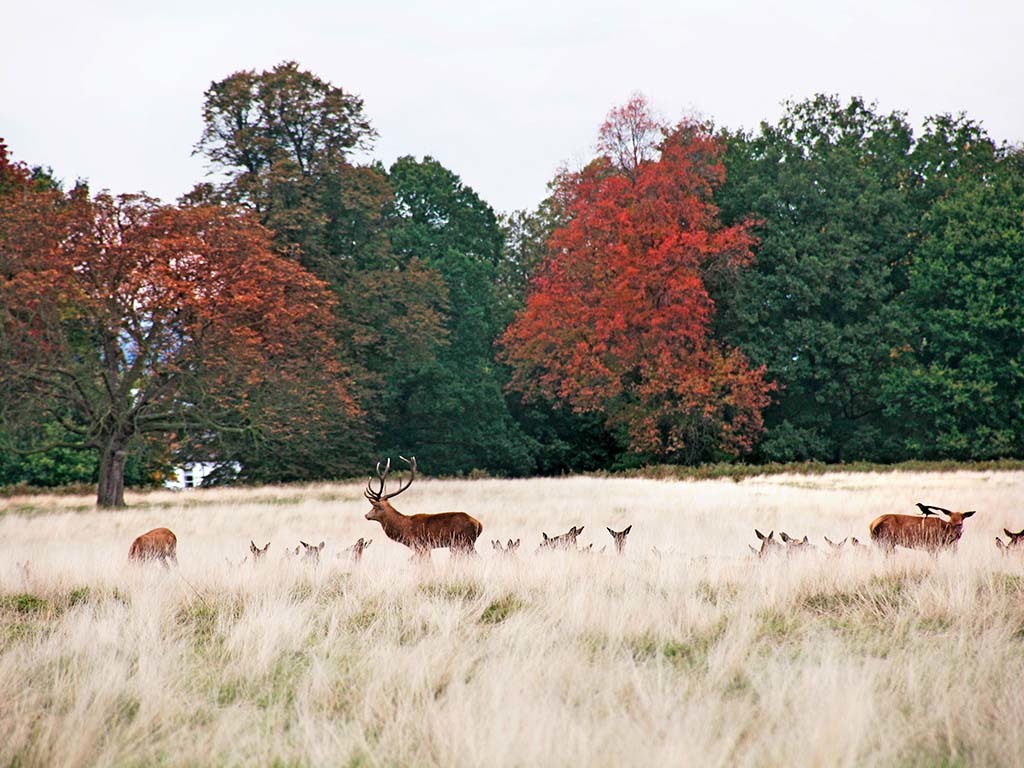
[127,457,1024,567]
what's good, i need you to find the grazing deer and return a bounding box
[343,537,372,563]
[298,540,325,564]
[539,526,583,551]
[779,532,814,553]
[128,527,178,567]
[995,528,1024,553]
[750,529,783,559]
[869,503,976,553]
[492,538,521,555]
[364,456,483,557]
[250,541,270,561]
[607,525,632,555]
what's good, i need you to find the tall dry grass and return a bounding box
[1,471,1023,767]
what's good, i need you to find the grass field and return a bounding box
[2,470,1023,767]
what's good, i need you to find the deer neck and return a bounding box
[377,502,411,540]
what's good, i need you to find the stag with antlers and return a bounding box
[364,456,483,557]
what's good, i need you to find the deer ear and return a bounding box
[961,510,976,519]
[607,527,614,536]
[824,536,834,546]
[318,541,325,551]
[779,532,792,543]
[755,529,766,540]
[749,545,759,555]
[543,532,549,540]
[250,541,257,553]
[264,542,270,551]
[300,541,309,548]
[623,525,631,535]
[996,538,1005,549]
[366,540,372,547]
[802,536,809,544]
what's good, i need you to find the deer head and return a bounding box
[299,540,325,563]
[824,536,848,551]
[344,537,371,563]
[250,540,271,561]
[996,527,1024,553]
[919,504,977,542]
[780,532,814,553]
[753,529,782,558]
[506,538,521,553]
[607,525,632,555]
[492,539,506,553]
[365,456,416,521]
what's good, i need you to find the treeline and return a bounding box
[1,63,1022,501]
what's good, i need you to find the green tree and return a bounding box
[883,135,1024,458]
[384,156,535,474]
[192,63,449,475]
[716,95,918,462]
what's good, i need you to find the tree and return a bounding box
[0,179,358,506]
[193,64,449,469]
[384,156,536,474]
[500,97,774,462]
[882,134,1024,458]
[715,96,918,462]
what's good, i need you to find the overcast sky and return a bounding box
[3,0,1022,214]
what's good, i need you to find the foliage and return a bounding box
[501,96,774,462]
[0,174,358,505]
[715,95,919,462]
[383,156,535,474]
[882,139,1024,458]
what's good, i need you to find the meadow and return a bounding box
[2,470,1023,767]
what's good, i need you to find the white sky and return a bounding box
[3,0,1022,214]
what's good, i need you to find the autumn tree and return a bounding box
[0,173,358,506]
[500,96,774,462]
[193,64,448,469]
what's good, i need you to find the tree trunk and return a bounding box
[97,440,128,508]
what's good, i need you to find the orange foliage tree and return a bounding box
[499,96,774,462]
[0,158,358,506]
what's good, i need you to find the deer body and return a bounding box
[869,504,975,553]
[129,527,177,566]
[364,457,482,556]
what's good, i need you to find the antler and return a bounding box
[364,456,417,502]
[364,457,392,502]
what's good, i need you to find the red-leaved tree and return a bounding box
[1,155,359,506]
[499,96,774,461]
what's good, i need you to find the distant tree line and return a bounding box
[1,63,1021,502]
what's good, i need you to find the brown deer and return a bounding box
[492,538,521,555]
[749,529,783,559]
[128,527,177,567]
[869,503,976,553]
[779,532,814,554]
[606,525,632,555]
[539,526,583,551]
[995,528,1024,553]
[343,537,372,563]
[364,456,482,556]
[299,540,325,563]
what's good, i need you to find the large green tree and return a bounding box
[192,63,448,476]
[384,156,535,474]
[716,96,919,462]
[883,126,1024,459]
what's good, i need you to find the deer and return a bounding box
[364,456,483,557]
[343,537,372,563]
[749,529,783,559]
[995,528,1024,553]
[492,539,521,556]
[128,527,177,567]
[298,540,325,564]
[606,525,632,555]
[250,541,271,561]
[869,503,976,553]
[779,532,814,554]
[538,526,583,551]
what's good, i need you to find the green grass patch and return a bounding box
[479,594,525,625]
